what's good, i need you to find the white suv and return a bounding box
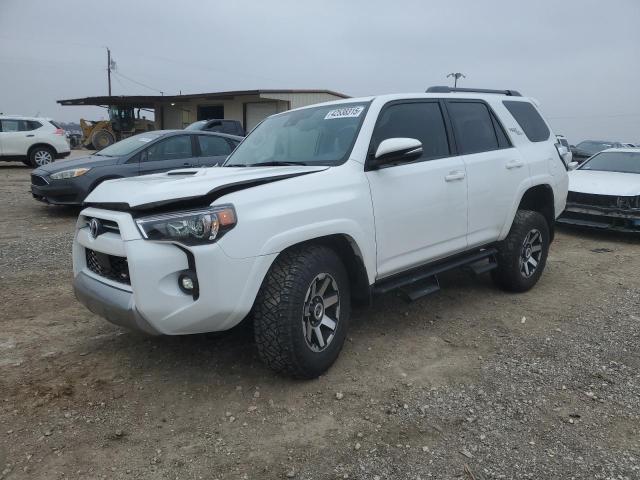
[0,116,70,167]
[72,87,569,378]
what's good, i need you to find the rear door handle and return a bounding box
[506,160,524,169]
[25,134,34,137]
[445,170,466,182]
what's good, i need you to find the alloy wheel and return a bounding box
[302,273,340,352]
[519,229,543,278]
[34,150,53,166]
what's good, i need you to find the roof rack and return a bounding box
[426,86,522,97]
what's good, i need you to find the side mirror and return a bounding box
[370,138,423,169]
[568,161,579,171]
[557,145,573,167]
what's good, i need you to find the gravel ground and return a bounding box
[1,160,639,479]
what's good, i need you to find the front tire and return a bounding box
[491,210,550,292]
[253,245,351,379]
[29,146,55,167]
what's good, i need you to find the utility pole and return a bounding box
[446,72,466,88]
[106,47,112,96]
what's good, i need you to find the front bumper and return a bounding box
[72,207,277,335]
[31,177,86,205]
[558,204,640,232]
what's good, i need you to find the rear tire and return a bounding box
[29,146,55,167]
[91,130,115,150]
[253,245,350,379]
[491,210,550,292]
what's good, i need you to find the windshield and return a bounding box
[95,132,163,157]
[579,151,640,174]
[224,102,369,167]
[576,141,616,155]
[185,120,207,131]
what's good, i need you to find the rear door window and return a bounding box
[447,102,500,154]
[144,135,193,162]
[371,101,450,161]
[197,135,232,156]
[503,101,550,142]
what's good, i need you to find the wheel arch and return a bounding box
[27,143,57,157]
[276,234,372,306]
[515,183,556,241]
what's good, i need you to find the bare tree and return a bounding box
[446,72,466,88]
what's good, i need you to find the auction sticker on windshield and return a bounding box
[325,106,365,120]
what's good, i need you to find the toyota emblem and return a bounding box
[89,218,103,239]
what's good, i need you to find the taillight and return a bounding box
[54,128,64,135]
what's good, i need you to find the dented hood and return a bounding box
[84,165,328,210]
[569,170,640,197]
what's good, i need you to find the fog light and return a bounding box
[178,271,199,299]
[181,276,194,290]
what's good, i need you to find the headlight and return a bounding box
[50,167,91,180]
[135,205,237,246]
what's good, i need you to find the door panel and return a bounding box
[367,158,468,278]
[463,148,529,246]
[0,119,29,155]
[365,100,467,278]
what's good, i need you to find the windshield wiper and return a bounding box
[249,161,308,167]
[224,163,248,167]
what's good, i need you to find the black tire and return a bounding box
[91,130,115,150]
[253,245,351,379]
[29,145,55,167]
[491,210,550,292]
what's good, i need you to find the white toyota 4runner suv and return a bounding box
[73,87,570,378]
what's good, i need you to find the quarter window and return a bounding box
[372,102,450,161]
[144,135,193,162]
[447,102,501,155]
[503,101,550,142]
[197,135,232,156]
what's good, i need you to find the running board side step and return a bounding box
[373,247,498,301]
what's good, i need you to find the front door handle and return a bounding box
[445,170,466,182]
[506,160,524,169]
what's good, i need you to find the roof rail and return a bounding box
[426,86,522,97]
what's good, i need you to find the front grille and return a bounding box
[85,218,120,235]
[85,249,130,285]
[567,192,638,209]
[31,174,48,186]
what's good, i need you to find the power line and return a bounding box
[113,71,164,95]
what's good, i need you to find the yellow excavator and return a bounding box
[80,106,155,150]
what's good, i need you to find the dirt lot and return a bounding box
[1,158,639,480]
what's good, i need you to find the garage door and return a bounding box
[245,102,278,132]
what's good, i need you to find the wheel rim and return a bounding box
[519,229,543,278]
[34,150,53,166]
[302,273,340,352]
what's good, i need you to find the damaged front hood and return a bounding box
[569,170,640,197]
[84,165,328,210]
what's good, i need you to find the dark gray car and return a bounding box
[31,130,242,206]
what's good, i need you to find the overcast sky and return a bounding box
[1,0,639,142]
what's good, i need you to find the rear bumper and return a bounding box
[558,204,640,232]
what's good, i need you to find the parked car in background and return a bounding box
[71,87,568,378]
[31,130,241,206]
[558,148,640,232]
[0,115,70,167]
[570,140,623,163]
[185,119,245,136]
[622,143,637,148]
[556,135,572,164]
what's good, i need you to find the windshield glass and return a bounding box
[576,141,616,155]
[95,132,163,157]
[185,120,207,131]
[579,151,640,174]
[224,102,369,166]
